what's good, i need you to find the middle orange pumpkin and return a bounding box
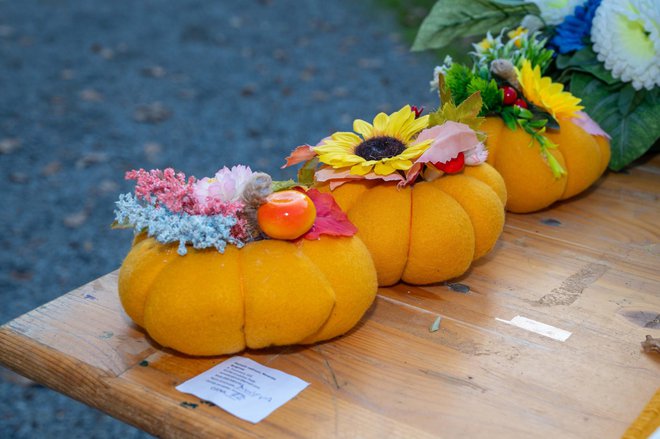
[317,162,506,286]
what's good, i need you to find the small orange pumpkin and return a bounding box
[482,117,610,213]
[318,162,506,286]
[118,235,377,356]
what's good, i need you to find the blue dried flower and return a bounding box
[550,0,602,54]
[114,193,244,255]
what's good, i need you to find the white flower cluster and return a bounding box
[591,0,660,90]
[429,55,453,92]
[529,0,586,25]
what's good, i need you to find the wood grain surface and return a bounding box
[1,155,659,438]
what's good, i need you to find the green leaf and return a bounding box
[544,114,560,130]
[527,119,547,129]
[545,151,566,178]
[555,47,618,85]
[515,106,533,119]
[271,179,299,192]
[569,73,660,170]
[297,157,319,187]
[445,63,473,104]
[428,91,485,132]
[457,90,483,118]
[501,110,517,130]
[412,0,540,51]
[491,0,532,4]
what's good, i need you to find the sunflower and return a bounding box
[314,106,432,176]
[516,59,584,119]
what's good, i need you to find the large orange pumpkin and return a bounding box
[482,117,610,213]
[318,162,506,286]
[118,235,377,356]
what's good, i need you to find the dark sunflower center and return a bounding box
[354,136,406,161]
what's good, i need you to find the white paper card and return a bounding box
[176,356,309,423]
[496,315,572,341]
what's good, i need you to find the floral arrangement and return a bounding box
[113,165,357,255]
[281,96,507,286]
[282,103,488,186]
[413,0,659,170]
[428,28,598,178]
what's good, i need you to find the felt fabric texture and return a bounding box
[402,182,475,284]
[483,117,567,213]
[118,237,179,327]
[432,175,505,260]
[483,117,610,213]
[327,164,506,286]
[594,136,611,176]
[144,245,246,355]
[118,236,377,356]
[316,180,375,212]
[546,118,604,200]
[300,236,378,343]
[342,184,412,286]
[462,162,508,206]
[241,240,335,349]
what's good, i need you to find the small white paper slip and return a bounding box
[496,315,572,342]
[649,426,660,439]
[176,356,309,423]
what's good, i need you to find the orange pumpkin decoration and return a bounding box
[318,162,506,286]
[482,117,610,213]
[118,235,377,356]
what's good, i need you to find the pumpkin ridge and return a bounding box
[118,238,179,327]
[432,175,505,260]
[401,182,475,284]
[294,243,338,343]
[236,243,248,348]
[404,184,415,277]
[241,240,335,349]
[262,237,373,344]
[345,183,411,286]
[483,117,504,168]
[142,247,245,355]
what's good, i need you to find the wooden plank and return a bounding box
[1,156,658,438]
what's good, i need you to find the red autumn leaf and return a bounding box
[303,189,357,240]
[281,145,317,169]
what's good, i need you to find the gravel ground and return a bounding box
[0,0,437,437]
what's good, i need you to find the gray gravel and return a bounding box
[0,0,437,436]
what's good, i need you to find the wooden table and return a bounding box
[2,156,659,438]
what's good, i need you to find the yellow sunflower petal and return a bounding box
[314,143,353,155]
[399,115,430,143]
[388,158,413,170]
[373,161,397,175]
[517,59,583,119]
[350,163,374,175]
[332,132,362,144]
[385,106,413,137]
[372,112,389,134]
[353,119,374,139]
[399,139,433,160]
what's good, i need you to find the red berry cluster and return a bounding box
[501,85,527,109]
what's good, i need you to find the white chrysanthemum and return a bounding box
[591,0,660,90]
[529,0,586,25]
